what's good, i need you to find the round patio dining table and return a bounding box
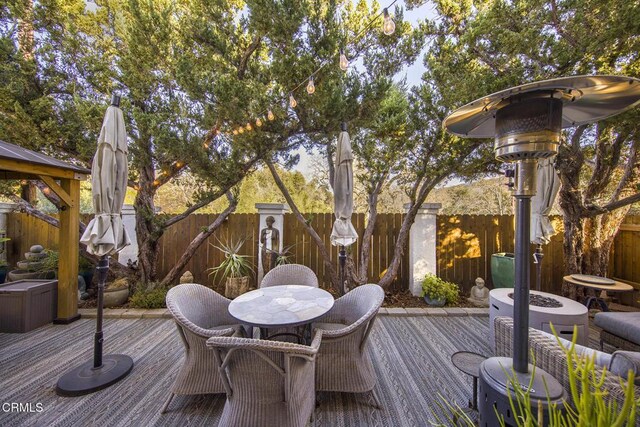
[228,285,334,343]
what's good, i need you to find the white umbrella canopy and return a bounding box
[80,104,131,256]
[330,128,358,247]
[531,157,561,245]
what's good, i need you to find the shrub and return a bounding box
[129,282,168,309]
[421,274,459,305]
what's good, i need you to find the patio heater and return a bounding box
[444,75,640,425]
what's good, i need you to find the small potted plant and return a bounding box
[104,278,130,307]
[207,236,254,299]
[421,274,460,307]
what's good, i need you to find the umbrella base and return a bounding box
[56,354,133,396]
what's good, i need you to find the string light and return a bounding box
[42,187,51,196]
[225,0,398,134]
[306,76,315,94]
[176,162,184,168]
[382,8,395,35]
[153,179,160,186]
[339,50,349,71]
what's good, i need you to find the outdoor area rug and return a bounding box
[0,315,491,426]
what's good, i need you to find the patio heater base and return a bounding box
[478,357,565,427]
[56,354,133,397]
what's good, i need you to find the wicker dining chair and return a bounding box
[162,283,245,414]
[312,283,385,408]
[260,264,318,288]
[207,330,323,427]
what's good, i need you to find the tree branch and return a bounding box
[265,159,338,289]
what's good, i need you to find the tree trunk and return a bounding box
[354,180,384,285]
[134,172,160,285]
[159,198,237,287]
[266,160,339,290]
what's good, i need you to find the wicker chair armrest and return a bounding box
[207,330,323,357]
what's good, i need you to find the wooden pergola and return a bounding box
[0,140,89,323]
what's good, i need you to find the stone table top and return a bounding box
[228,285,334,328]
[563,275,634,292]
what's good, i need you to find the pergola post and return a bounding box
[56,178,80,323]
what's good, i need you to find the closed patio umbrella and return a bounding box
[530,157,561,290]
[57,94,133,396]
[331,123,358,295]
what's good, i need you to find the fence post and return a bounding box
[405,203,441,296]
[118,204,137,266]
[255,203,289,285]
[0,203,16,265]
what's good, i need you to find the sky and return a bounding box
[297,0,437,177]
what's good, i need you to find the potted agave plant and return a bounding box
[207,236,254,299]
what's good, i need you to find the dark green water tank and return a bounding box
[491,253,515,288]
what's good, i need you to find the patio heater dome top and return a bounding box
[444,75,640,138]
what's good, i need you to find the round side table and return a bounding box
[451,351,488,411]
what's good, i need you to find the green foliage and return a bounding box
[207,236,254,283]
[129,283,167,309]
[31,249,58,272]
[420,274,459,304]
[498,325,639,427]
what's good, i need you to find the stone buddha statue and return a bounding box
[468,277,490,307]
[260,216,280,274]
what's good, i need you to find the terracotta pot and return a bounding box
[225,276,250,299]
[104,287,129,308]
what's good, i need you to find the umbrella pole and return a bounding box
[56,255,133,396]
[94,256,108,368]
[339,246,346,296]
[533,245,544,292]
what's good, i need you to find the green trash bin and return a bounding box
[491,253,515,288]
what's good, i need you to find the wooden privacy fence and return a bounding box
[436,215,565,296]
[5,212,408,291]
[4,212,638,296]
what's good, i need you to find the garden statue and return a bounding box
[179,271,194,284]
[468,277,489,307]
[260,216,279,274]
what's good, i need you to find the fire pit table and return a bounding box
[490,288,588,346]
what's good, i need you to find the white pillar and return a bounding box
[255,203,289,285]
[405,203,441,296]
[0,203,16,264]
[118,204,138,266]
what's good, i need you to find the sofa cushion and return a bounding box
[594,312,640,345]
[538,329,612,368]
[609,351,640,386]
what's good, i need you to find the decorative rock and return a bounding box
[468,277,490,307]
[29,244,44,253]
[179,271,194,284]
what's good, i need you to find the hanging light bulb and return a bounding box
[289,93,297,108]
[256,117,263,127]
[307,76,316,95]
[246,122,252,131]
[267,110,275,121]
[238,127,244,134]
[176,162,184,168]
[339,50,349,71]
[232,129,238,135]
[382,8,395,35]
